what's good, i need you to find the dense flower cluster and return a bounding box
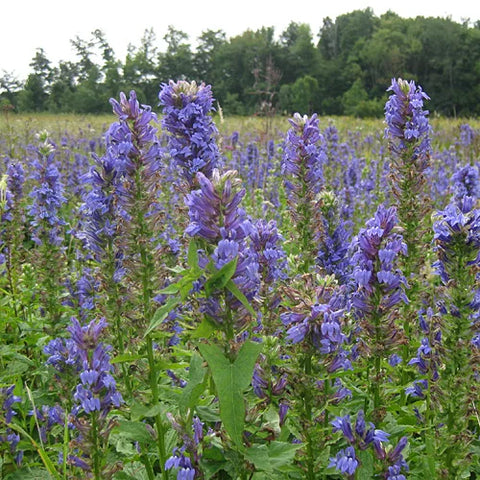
[330,410,408,477]
[316,190,352,283]
[451,165,480,205]
[185,169,260,326]
[159,80,219,187]
[281,288,351,372]
[282,112,328,271]
[44,317,123,475]
[28,143,66,246]
[79,142,125,263]
[432,195,480,284]
[282,113,326,197]
[248,218,288,287]
[108,90,162,178]
[384,78,431,161]
[0,385,22,465]
[350,204,408,317]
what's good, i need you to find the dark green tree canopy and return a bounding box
[2,11,480,116]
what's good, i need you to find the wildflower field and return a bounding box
[1,79,480,480]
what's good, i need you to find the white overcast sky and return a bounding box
[1,0,479,80]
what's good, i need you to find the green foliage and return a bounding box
[198,341,263,447]
[3,11,480,115]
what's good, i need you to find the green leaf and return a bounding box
[115,420,154,446]
[144,296,180,337]
[244,445,272,472]
[198,341,262,447]
[190,317,217,339]
[157,283,180,295]
[356,448,374,480]
[245,441,302,473]
[110,353,144,364]
[225,279,256,317]
[267,441,302,470]
[204,257,238,296]
[187,238,199,268]
[180,353,207,413]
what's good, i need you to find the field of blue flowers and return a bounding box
[1,79,480,480]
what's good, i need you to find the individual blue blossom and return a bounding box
[328,446,358,475]
[405,379,428,399]
[159,80,219,187]
[388,354,402,367]
[331,414,355,443]
[386,463,407,480]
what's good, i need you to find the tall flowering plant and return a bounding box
[0,162,26,329]
[184,168,260,339]
[282,112,326,273]
[43,317,123,479]
[350,204,408,421]
[431,195,480,477]
[384,78,432,327]
[28,131,67,325]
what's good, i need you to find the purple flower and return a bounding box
[331,415,355,443]
[6,162,25,200]
[452,165,480,205]
[248,218,288,285]
[1,385,21,424]
[281,291,349,370]
[329,446,358,475]
[433,196,480,284]
[28,147,66,246]
[159,80,219,187]
[385,78,431,162]
[185,169,260,324]
[350,204,408,315]
[165,448,196,479]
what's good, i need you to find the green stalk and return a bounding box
[302,351,315,480]
[105,240,133,399]
[91,412,101,480]
[146,335,168,479]
[133,166,168,479]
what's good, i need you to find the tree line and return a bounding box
[1,8,480,117]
